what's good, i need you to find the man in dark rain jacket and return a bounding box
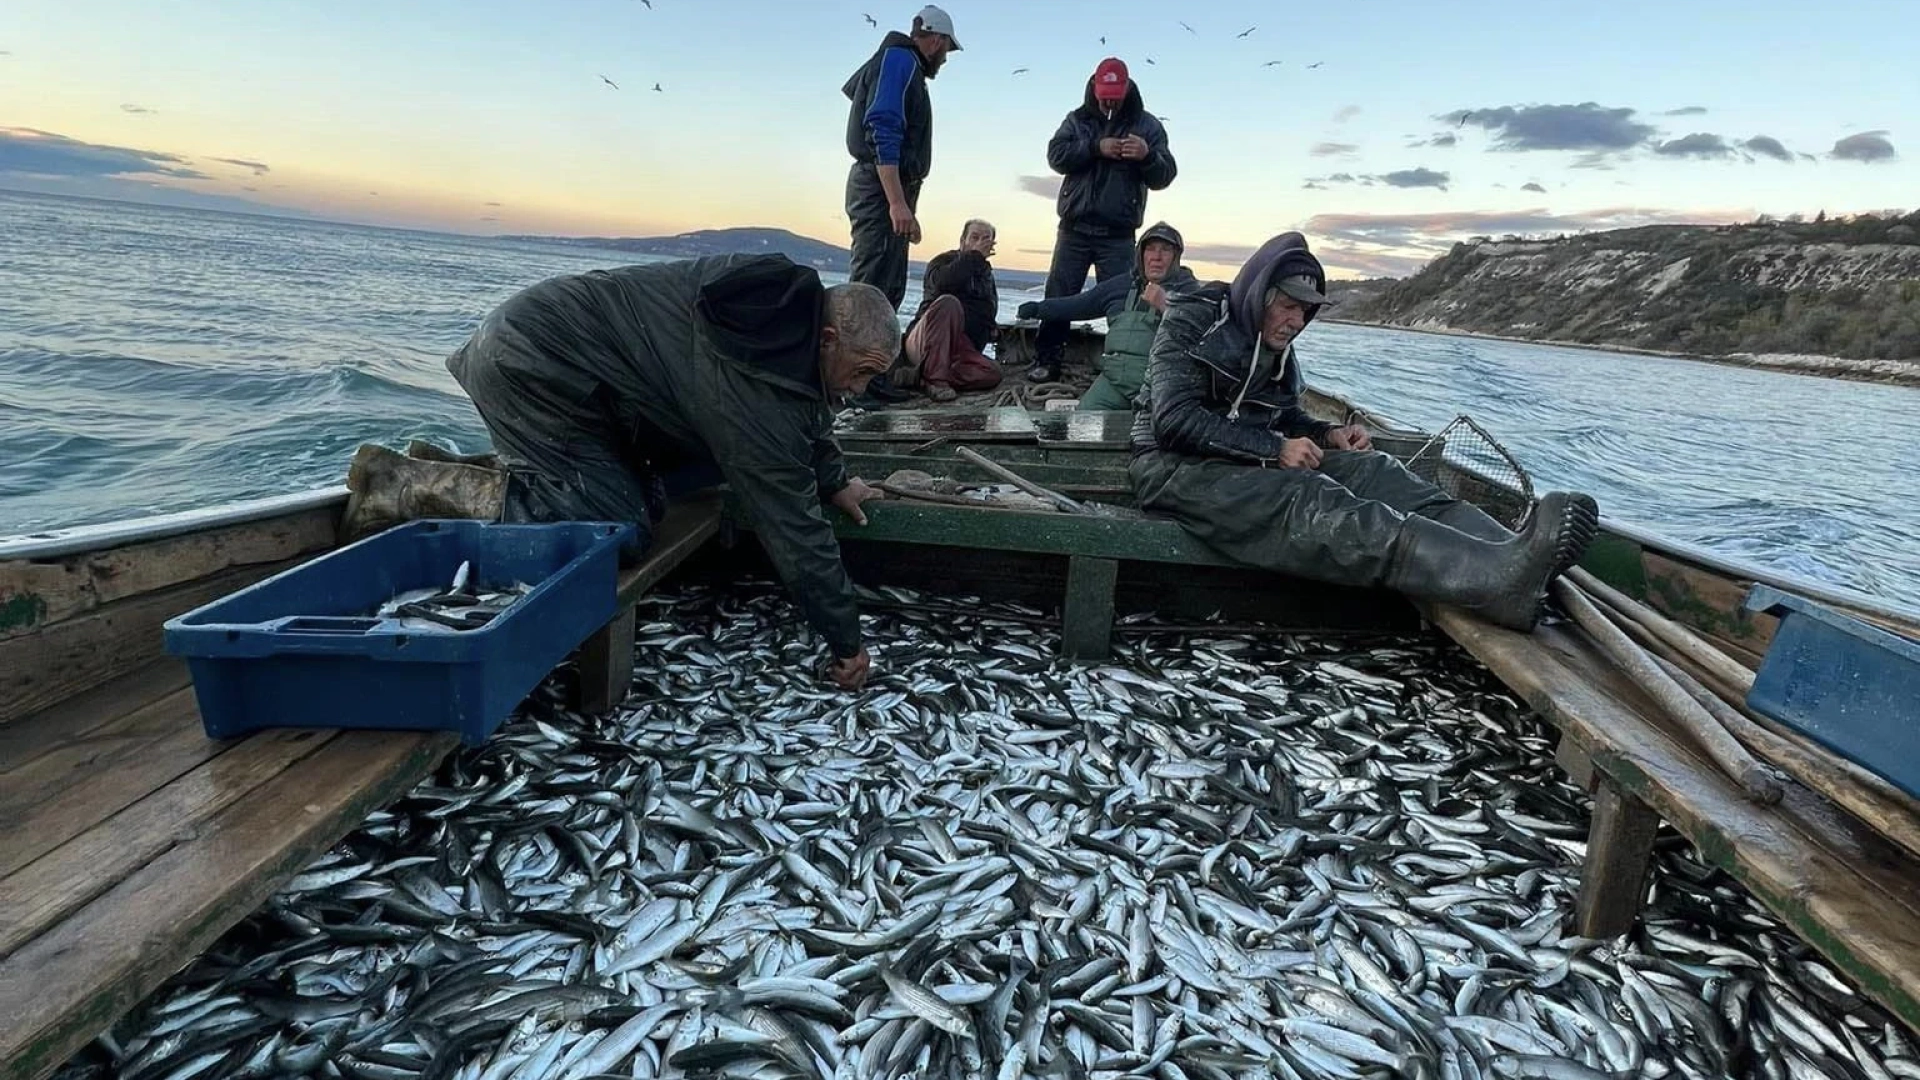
[1015,221,1195,410]
[1030,57,1177,382]
[343,255,899,691]
[1128,233,1601,633]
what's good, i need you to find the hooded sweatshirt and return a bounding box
[1045,78,1177,235]
[1128,232,1337,461]
[1019,221,1197,324]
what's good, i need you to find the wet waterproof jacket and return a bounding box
[1130,232,1337,461]
[450,254,864,658]
[1046,78,1176,236]
[911,248,998,351]
[843,31,935,184]
[1020,222,1195,326]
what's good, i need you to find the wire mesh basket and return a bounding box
[1362,411,1537,531]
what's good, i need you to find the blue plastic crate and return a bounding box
[1744,583,1920,800]
[164,519,636,745]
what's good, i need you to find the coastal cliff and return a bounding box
[1331,214,1920,385]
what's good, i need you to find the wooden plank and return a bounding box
[834,407,1039,443]
[1574,779,1663,938]
[0,728,454,1080]
[616,492,725,606]
[843,452,1129,493]
[820,502,1244,567]
[1061,556,1118,661]
[1640,550,1775,666]
[0,688,230,878]
[0,559,302,726]
[577,604,636,715]
[0,660,188,771]
[0,726,335,960]
[1433,606,1920,1031]
[1554,734,1595,791]
[0,507,335,642]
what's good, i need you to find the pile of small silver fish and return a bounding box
[57,580,1919,1080]
[374,559,533,632]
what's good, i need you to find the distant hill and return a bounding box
[499,226,1051,290]
[1332,212,1920,381]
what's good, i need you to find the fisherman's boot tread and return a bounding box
[1386,491,1599,634]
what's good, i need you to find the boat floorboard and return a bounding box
[1436,607,1920,1032]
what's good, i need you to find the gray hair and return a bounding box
[824,282,903,358]
[960,218,996,245]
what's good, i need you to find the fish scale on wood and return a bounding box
[51,578,1920,1080]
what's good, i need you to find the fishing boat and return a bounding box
[2,322,1917,1079]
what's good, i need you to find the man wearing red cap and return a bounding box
[1030,57,1177,383]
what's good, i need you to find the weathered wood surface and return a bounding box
[0,558,305,727]
[1061,556,1119,660]
[0,505,336,642]
[823,501,1242,567]
[573,493,723,714]
[1575,779,1664,939]
[0,722,454,1080]
[1433,605,1920,1031]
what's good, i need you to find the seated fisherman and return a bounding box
[1015,221,1195,410]
[900,218,1005,401]
[1128,232,1599,633]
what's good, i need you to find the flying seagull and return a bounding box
[1237,26,1256,38]
[1457,110,1474,127]
[653,82,664,92]
[639,0,651,7]
[1145,56,1155,65]
[1179,21,1196,33]
[1012,67,1029,75]
[1263,59,1283,67]
[600,74,619,90]
[1307,61,1324,68]
[1099,35,1106,45]
[863,13,877,27]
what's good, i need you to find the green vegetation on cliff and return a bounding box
[1337,212,1920,363]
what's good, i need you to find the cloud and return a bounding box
[0,127,206,180]
[1742,135,1793,162]
[1521,182,1547,193]
[1653,132,1736,159]
[211,156,271,175]
[1315,245,1431,278]
[1303,206,1755,250]
[484,200,503,207]
[1423,133,1457,149]
[1830,130,1896,163]
[1379,167,1450,190]
[120,104,156,116]
[1333,105,1362,123]
[1016,174,1061,198]
[1311,142,1359,158]
[1663,106,1709,116]
[1452,102,1656,152]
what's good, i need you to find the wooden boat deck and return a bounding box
[0,495,726,1080]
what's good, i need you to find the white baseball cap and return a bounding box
[915,5,962,49]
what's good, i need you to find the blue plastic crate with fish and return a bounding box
[1743,583,1920,800]
[164,519,636,746]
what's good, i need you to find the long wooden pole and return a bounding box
[1567,566,1756,695]
[1554,577,1784,805]
[953,446,1091,516]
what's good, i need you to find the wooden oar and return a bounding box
[1567,566,1755,695]
[1554,577,1784,805]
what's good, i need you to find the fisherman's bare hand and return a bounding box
[1143,282,1168,312]
[1121,135,1149,161]
[1098,137,1126,159]
[1276,437,1324,469]
[831,478,884,525]
[1325,424,1373,452]
[829,648,872,691]
[889,202,919,242]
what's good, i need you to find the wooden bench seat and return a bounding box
[1438,607,1920,1033]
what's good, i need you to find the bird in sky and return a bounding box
[1263,59,1283,67]
[1099,35,1107,45]
[1457,110,1474,127]
[1145,56,1155,65]
[600,75,619,90]
[638,0,651,8]
[1178,21,1196,33]
[1307,61,1324,68]
[1012,67,1029,75]
[863,13,877,27]
[1238,26,1256,38]
[653,82,664,92]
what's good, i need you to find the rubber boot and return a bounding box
[339,443,508,543]
[1421,500,1514,542]
[406,439,501,470]
[1385,491,1600,633]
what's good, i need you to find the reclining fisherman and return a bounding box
[1015,221,1197,411]
[342,254,896,690]
[1128,233,1600,632]
[898,217,1005,401]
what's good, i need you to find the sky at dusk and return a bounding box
[2,0,1914,277]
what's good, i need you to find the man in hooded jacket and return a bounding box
[342,254,898,691]
[1128,233,1601,633]
[1030,58,1177,383]
[1015,221,1195,410]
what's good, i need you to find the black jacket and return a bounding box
[1046,78,1177,235]
[447,254,864,658]
[1130,233,1337,461]
[910,249,998,351]
[843,31,935,184]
